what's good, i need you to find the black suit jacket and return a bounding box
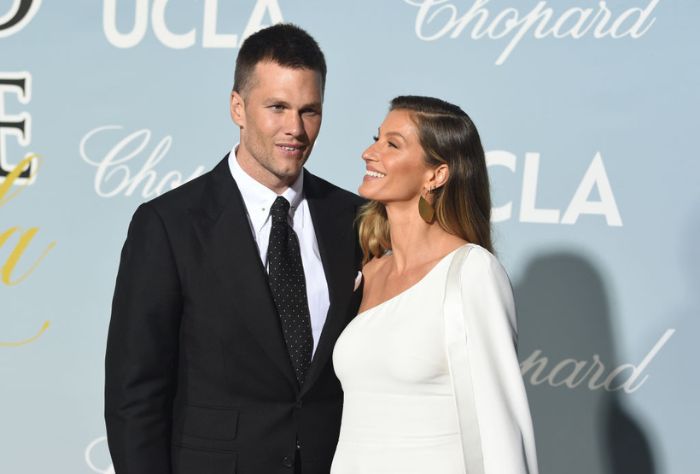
[105,156,365,474]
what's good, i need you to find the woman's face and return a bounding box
[358,109,432,204]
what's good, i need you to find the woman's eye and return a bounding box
[388,142,398,149]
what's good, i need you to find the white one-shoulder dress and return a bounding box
[331,244,538,474]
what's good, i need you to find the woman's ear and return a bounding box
[430,164,450,190]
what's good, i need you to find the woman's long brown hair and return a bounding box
[358,95,493,264]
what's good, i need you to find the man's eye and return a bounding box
[269,104,284,110]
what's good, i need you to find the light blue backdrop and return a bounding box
[1,1,698,473]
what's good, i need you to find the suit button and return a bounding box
[295,400,303,408]
[282,456,293,468]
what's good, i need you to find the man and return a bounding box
[105,24,364,474]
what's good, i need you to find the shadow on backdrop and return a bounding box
[514,252,656,474]
[641,201,700,472]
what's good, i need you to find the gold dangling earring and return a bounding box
[418,186,435,224]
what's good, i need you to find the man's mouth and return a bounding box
[277,144,305,153]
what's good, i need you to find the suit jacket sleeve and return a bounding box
[444,246,539,474]
[105,203,183,474]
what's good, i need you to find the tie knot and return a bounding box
[270,196,290,223]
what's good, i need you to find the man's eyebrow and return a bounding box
[263,97,290,105]
[263,98,322,110]
[301,101,322,110]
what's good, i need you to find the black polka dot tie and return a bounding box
[267,196,313,386]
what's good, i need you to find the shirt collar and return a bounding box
[228,145,305,233]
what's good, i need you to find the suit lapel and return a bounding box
[190,156,297,389]
[301,171,358,396]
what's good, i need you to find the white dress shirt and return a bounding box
[228,149,330,356]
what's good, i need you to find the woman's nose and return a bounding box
[362,144,378,162]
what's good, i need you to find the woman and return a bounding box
[331,96,538,474]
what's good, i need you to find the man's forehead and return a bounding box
[242,61,324,96]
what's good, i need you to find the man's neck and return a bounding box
[235,148,296,195]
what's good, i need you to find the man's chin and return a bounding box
[275,160,308,178]
[272,167,304,183]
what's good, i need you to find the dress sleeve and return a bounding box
[444,245,538,474]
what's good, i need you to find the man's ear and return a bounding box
[230,91,245,127]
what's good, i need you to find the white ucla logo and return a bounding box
[102,0,283,48]
[487,150,622,226]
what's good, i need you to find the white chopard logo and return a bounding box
[405,0,660,65]
[521,329,674,393]
[79,125,206,198]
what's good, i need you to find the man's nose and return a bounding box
[284,112,305,137]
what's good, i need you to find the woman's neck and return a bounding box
[384,200,465,274]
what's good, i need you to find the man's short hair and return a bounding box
[233,23,327,95]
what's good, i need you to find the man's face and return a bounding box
[231,61,323,192]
